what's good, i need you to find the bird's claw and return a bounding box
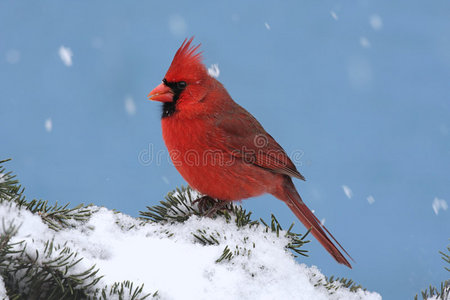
[192,196,231,217]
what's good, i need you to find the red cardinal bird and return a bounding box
[148,38,352,268]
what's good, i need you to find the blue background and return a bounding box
[1,1,449,298]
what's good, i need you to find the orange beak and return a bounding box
[148,83,174,102]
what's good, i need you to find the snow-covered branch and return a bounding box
[0,159,381,300]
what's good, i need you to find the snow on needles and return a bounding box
[0,200,381,300]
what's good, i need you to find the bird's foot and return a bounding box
[192,196,231,217]
[192,195,216,213]
[205,200,230,217]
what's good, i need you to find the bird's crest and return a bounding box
[164,37,207,82]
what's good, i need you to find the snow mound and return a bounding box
[0,198,381,300]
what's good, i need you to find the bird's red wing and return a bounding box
[212,105,305,181]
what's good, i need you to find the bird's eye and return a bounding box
[177,81,186,89]
[162,78,168,85]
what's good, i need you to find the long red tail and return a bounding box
[277,178,353,268]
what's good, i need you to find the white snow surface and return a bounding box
[58,46,73,67]
[0,200,381,300]
[0,276,6,300]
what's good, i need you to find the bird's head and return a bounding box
[148,37,211,117]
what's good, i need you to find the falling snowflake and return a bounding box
[168,14,187,37]
[330,11,338,20]
[369,14,383,31]
[347,56,373,90]
[367,195,375,205]
[208,64,220,78]
[6,49,20,64]
[342,185,353,199]
[360,37,371,48]
[264,22,271,30]
[162,176,170,185]
[45,118,52,132]
[124,96,136,116]
[432,198,448,215]
[59,46,73,67]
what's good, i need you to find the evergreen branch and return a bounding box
[216,246,233,263]
[221,205,259,228]
[1,228,157,300]
[139,187,200,223]
[90,280,155,300]
[1,159,369,298]
[260,215,310,257]
[0,159,94,231]
[439,244,450,272]
[215,244,253,264]
[1,232,101,300]
[415,243,450,300]
[26,200,94,231]
[312,275,366,294]
[192,229,221,246]
[0,159,154,299]
[414,281,450,300]
[0,159,27,206]
[327,276,365,292]
[140,186,311,260]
